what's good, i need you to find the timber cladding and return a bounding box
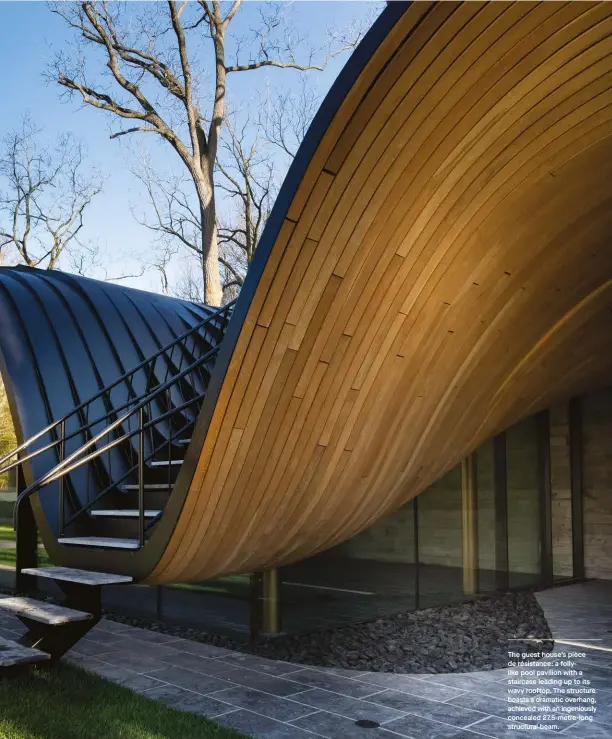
[148,2,612,583]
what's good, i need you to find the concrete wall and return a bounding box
[582,388,612,580]
[308,389,612,583]
[333,503,417,564]
[417,466,462,567]
[477,438,497,573]
[550,403,573,578]
[332,466,463,566]
[506,418,541,576]
[333,408,581,578]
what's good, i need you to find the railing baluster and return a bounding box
[167,387,171,492]
[9,302,235,535]
[86,405,91,507]
[58,420,66,538]
[138,406,145,548]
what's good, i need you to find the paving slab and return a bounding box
[356,671,468,702]
[59,580,612,739]
[208,685,317,721]
[290,709,404,738]
[143,664,238,695]
[290,687,407,723]
[280,666,385,698]
[217,709,318,739]
[143,683,237,719]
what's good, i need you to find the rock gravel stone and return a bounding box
[101,591,553,674]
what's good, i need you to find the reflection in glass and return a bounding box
[280,502,417,632]
[506,417,541,588]
[550,403,573,581]
[417,464,463,608]
[477,438,498,593]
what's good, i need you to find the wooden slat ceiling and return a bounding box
[150,1,612,583]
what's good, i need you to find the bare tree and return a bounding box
[51,1,362,305]
[132,111,275,301]
[0,117,104,270]
[216,115,274,291]
[261,76,320,160]
[68,238,147,284]
[174,253,206,304]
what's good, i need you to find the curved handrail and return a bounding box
[0,299,236,475]
[13,342,222,532]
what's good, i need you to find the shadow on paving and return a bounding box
[0,663,245,739]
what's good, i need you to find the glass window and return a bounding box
[550,403,573,581]
[280,502,418,632]
[477,438,499,593]
[417,464,463,608]
[506,417,541,589]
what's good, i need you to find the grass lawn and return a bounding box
[170,574,251,598]
[0,520,50,569]
[0,548,51,569]
[0,664,244,739]
[0,522,15,541]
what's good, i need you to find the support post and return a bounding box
[569,397,585,580]
[15,467,38,594]
[262,568,281,635]
[493,433,509,591]
[249,572,263,641]
[461,453,479,595]
[413,496,420,610]
[537,410,553,586]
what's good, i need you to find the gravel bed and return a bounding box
[102,591,553,674]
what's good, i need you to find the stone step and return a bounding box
[90,509,161,519]
[0,636,50,667]
[20,567,133,586]
[120,483,172,491]
[0,596,92,625]
[58,537,140,550]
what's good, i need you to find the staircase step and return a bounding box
[0,636,50,667]
[149,460,183,467]
[90,509,161,519]
[20,567,133,586]
[0,596,92,625]
[177,438,192,445]
[120,483,172,491]
[58,537,140,550]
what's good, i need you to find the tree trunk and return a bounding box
[194,165,223,307]
[202,203,222,306]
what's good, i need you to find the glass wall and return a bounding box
[101,576,253,638]
[476,437,499,594]
[550,403,574,581]
[280,502,418,632]
[417,464,463,608]
[506,416,542,589]
[277,405,581,635]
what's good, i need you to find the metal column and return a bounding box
[461,453,479,595]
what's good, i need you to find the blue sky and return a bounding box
[0,1,379,293]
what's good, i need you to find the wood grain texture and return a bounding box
[147,1,612,583]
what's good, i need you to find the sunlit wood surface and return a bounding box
[156,3,612,581]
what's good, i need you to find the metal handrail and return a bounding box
[13,342,222,533]
[63,393,201,527]
[0,299,235,475]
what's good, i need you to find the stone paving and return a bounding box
[1,581,611,738]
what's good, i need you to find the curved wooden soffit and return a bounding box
[150,0,612,584]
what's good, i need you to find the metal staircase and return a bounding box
[0,299,234,673]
